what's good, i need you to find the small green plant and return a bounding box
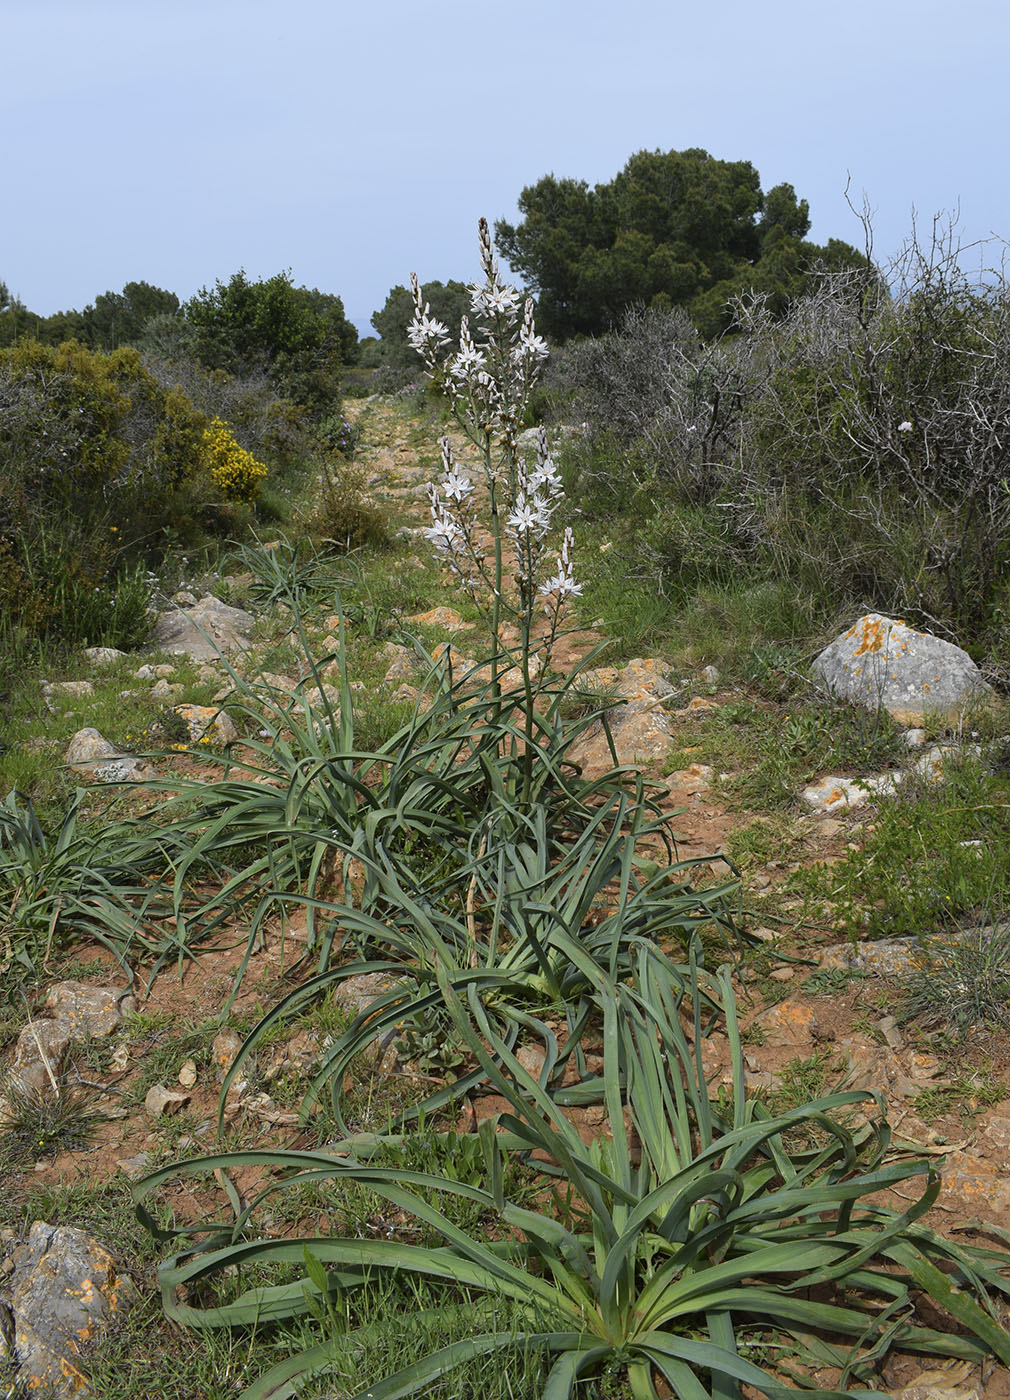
[802,965,868,996]
[0,788,164,973]
[0,1077,101,1162]
[902,921,1010,1030]
[914,1070,1006,1125]
[792,753,1010,939]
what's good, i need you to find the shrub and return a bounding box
[143,354,312,466]
[0,339,210,643]
[202,417,268,502]
[308,461,389,552]
[735,229,1010,643]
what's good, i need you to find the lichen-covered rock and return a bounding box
[0,1222,135,1396]
[64,730,157,783]
[9,1020,72,1096]
[173,704,238,744]
[812,614,991,725]
[800,773,898,813]
[43,982,133,1038]
[151,594,254,660]
[568,697,675,780]
[82,647,126,667]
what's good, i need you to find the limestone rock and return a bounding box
[384,653,415,683]
[0,1222,135,1397]
[149,678,184,701]
[568,697,675,780]
[819,937,922,976]
[43,982,133,1038]
[812,614,991,725]
[800,773,898,813]
[173,704,238,744]
[82,647,126,667]
[64,729,157,783]
[211,1030,243,1080]
[405,606,472,630]
[151,594,254,660]
[144,1084,189,1118]
[331,973,396,1016]
[897,1363,983,1400]
[41,681,94,711]
[263,1030,322,1083]
[10,1021,71,1096]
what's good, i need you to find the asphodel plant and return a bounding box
[135,941,1010,1400]
[409,219,585,804]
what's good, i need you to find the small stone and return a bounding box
[43,982,132,1037]
[144,1084,190,1118]
[64,729,157,783]
[173,704,238,744]
[897,1362,982,1400]
[877,1015,903,1050]
[384,655,415,683]
[10,1021,71,1096]
[406,606,470,630]
[211,1030,243,1079]
[42,680,94,704]
[116,1152,153,1181]
[83,646,126,667]
[515,1044,547,1078]
[150,678,184,700]
[178,1060,198,1088]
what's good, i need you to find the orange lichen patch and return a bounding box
[760,1000,817,1033]
[851,616,889,656]
[939,1151,1010,1210]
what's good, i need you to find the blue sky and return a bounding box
[5,0,1009,336]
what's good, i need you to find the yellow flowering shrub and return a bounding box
[202,418,268,502]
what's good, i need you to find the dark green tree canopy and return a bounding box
[370,279,471,370]
[496,148,865,339]
[184,269,358,412]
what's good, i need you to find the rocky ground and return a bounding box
[3,395,1010,1398]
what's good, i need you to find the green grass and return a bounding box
[791,752,1010,941]
[914,1070,1005,1125]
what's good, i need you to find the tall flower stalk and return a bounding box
[409,220,580,798]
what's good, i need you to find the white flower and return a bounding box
[898,420,913,432]
[539,573,583,601]
[469,282,522,318]
[442,471,473,502]
[528,458,563,496]
[448,345,486,380]
[425,515,463,551]
[407,311,450,353]
[506,497,544,535]
[518,328,550,360]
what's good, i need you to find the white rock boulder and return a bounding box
[812,614,990,726]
